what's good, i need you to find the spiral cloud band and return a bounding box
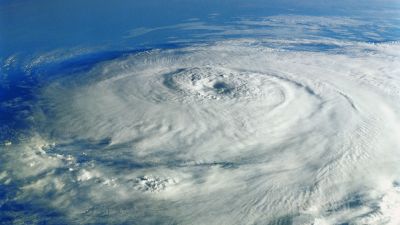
[1,38,400,224]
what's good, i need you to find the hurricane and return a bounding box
[1,1,400,225]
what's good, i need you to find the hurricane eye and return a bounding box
[213,82,232,94]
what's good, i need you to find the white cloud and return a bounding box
[2,37,399,224]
